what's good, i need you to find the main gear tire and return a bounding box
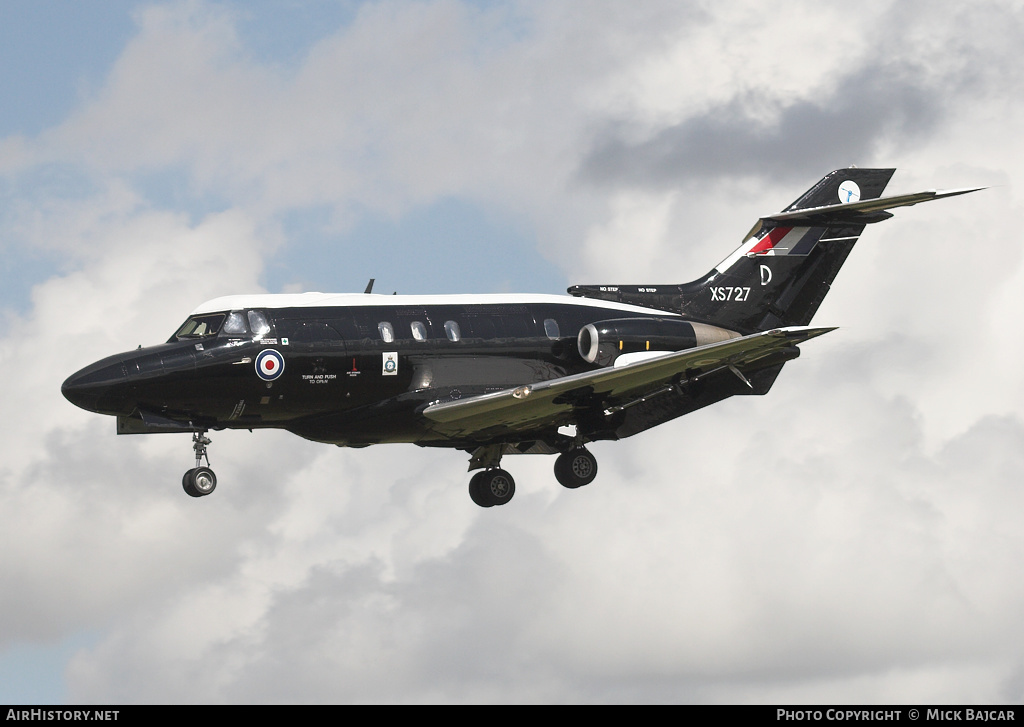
[469,469,516,507]
[554,448,598,489]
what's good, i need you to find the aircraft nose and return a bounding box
[61,355,133,415]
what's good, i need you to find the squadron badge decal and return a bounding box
[838,179,861,204]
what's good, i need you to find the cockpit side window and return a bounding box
[248,310,271,337]
[174,313,227,340]
[222,311,248,336]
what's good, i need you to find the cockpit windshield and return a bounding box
[171,310,272,342]
[173,313,227,340]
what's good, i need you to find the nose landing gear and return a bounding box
[182,431,217,498]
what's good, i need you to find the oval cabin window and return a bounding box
[444,320,461,342]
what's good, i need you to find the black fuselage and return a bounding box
[62,295,700,450]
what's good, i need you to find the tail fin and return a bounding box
[569,168,982,333]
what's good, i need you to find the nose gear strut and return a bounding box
[192,431,211,468]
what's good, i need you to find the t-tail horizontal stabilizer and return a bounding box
[742,186,986,241]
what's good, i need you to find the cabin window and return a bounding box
[544,318,560,340]
[174,313,226,339]
[411,321,428,341]
[444,320,461,342]
[222,311,248,336]
[378,322,395,343]
[248,310,271,337]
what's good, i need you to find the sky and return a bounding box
[1,0,1022,705]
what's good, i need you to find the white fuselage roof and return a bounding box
[190,292,679,318]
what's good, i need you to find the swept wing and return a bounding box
[421,326,834,438]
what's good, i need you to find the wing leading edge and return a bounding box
[421,326,835,438]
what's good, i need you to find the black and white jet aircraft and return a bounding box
[62,168,980,506]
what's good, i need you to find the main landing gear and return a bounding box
[553,447,598,489]
[182,431,217,498]
[468,468,516,508]
[466,445,599,507]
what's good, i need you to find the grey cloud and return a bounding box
[579,63,946,190]
[103,516,570,703]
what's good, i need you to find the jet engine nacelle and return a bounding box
[577,317,739,367]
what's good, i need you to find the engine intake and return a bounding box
[577,318,739,367]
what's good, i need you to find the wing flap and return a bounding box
[421,326,834,437]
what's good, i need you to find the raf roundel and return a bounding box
[255,349,285,381]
